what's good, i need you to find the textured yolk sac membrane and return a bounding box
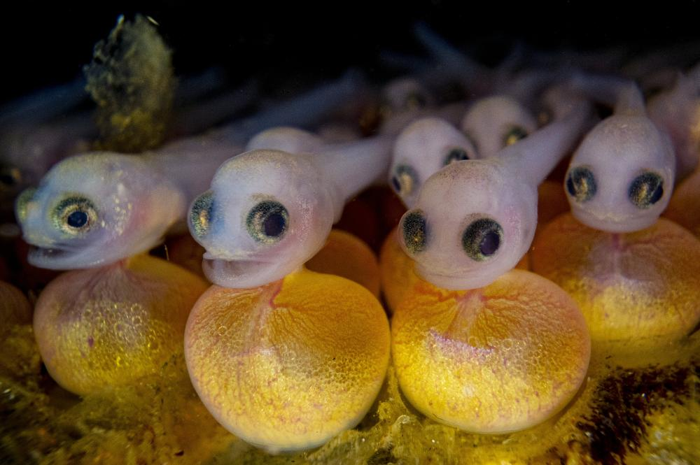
[33,254,208,395]
[532,213,700,350]
[185,269,391,453]
[391,269,591,434]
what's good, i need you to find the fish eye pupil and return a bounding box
[263,211,286,237]
[247,200,289,243]
[462,218,503,261]
[479,230,500,257]
[566,167,597,202]
[67,210,88,228]
[402,210,428,254]
[629,171,664,209]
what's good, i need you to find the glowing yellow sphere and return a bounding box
[0,281,32,336]
[392,269,591,434]
[379,227,419,313]
[33,254,208,395]
[185,269,390,453]
[305,229,381,297]
[664,168,700,238]
[531,213,700,348]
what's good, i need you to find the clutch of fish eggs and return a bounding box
[3,40,700,461]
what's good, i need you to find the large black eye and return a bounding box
[391,165,419,198]
[629,171,664,209]
[503,126,528,147]
[52,196,98,235]
[190,191,215,238]
[566,167,597,203]
[443,147,470,166]
[462,218,503,261]
[246,200,289,243]
[402,210,428,254]
[67,211,88,228]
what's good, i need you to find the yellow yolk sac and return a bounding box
[379,227,419,314]
[391,269,591,434]
[0,281,32,337]
[531,213,700,350]
[305,229,381,297]
[184,268,391,453]
[664,168,700,239]
[33,254,208,395]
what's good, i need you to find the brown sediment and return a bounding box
[577,361,698,465]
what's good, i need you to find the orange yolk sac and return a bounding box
[33,254,208,395]
[391,269,591,434]
[184,268,390,453]
[531,213,700,351]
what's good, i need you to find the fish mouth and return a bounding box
[572,207,656,233]
[27,245,76,269]
[414,263,503,291]
[28,245,71,259]
[202,256,289,289]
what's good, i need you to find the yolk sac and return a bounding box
[33,254,208,395]
[391,269,591,434]
[0,281,32,338]
[531,213,700,350]
[379,226,421,314]
[184,268,390,453]
[664,168,700,239]
[305,229,381,297]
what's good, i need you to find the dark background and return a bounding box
[2,1,700,105]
